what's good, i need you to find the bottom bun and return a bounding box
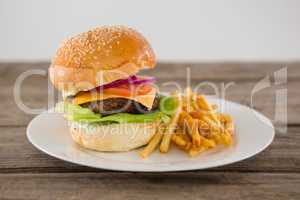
[69,122,157,152]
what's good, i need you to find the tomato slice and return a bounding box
[73,83,153,105]
[103,84,152,96]
[103,87,131,96]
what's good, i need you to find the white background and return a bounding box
[0,0,300,62]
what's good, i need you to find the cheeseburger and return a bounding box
[50,26,175,152]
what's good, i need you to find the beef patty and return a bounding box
[80,94,159,115]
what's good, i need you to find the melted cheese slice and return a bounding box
[73,87,157,109]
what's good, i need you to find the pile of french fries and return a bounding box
[140,88,234,158]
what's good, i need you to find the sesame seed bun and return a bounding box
[49,25,156,96]
[69,121,157,152]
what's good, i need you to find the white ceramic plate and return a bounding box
[27,97,274,172]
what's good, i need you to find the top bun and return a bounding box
[49,25,156,96]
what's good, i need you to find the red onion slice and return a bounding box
[94,75,155,91]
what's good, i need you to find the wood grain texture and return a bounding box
[1,62,300,80]
[0,126,299,173]
[1,172,299,200]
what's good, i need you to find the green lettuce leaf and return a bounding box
[94,112,164,123]
[55,102,167,124]
[159,95,179,115]
[55,101,100,116]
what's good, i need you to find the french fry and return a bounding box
[212,132,223,144]
[196,95,220,124]
[190,112,214,137]
[140,125,164,158]
[171,134,187,148]
[190,119,202,147]
[160,134,172,153]
[178,111,189,127]
[225,121,234,134]
[217,113,233,123]
[211,130,233,147]
[182,141,192,151]
[188,114,210,129]
[189,111,205,120]
[172,129,193,151]
[160,93,182,153]
[220,132,233,147]
[201,116,223,133]
[181,132,193,149]
[177,128,192,141]
[195,95,212,110]
[178,111,201,147]
[189,146,207,157]
[160,123,176,153]
[199,135,216,148]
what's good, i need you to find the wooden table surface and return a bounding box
[0,62,299,200]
